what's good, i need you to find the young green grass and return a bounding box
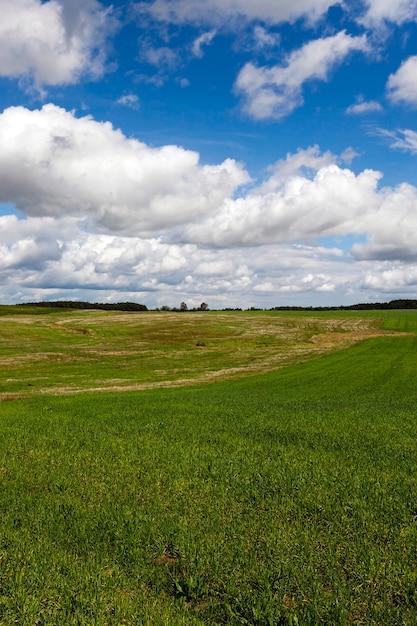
[0,309,417,624]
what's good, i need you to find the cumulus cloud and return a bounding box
[2,124,417,306]
[0,215,256,305]
[135,0,336,27]
[257,146,344,191]
[351,182,417,261]
[0,215,68,271]
[0,0,112,88]
[170,144,417,265]
[360,0,417,26]
[346,98,383,114]
[4,113,417,271]
[235,31,368,120]
[361,264,417,292]
[181,163,383,247]
[387,56,417,106]
[2,210,417,307]
[0,104,249,236]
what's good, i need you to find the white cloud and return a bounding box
[387,56,417,106]
[2,212,417,308]
[174,144,417,265]
[181,163,382,247]
[135,0,337,27]
[3,131,417,306]
[235,31,368,120]
[361,0,417,26]
[346,98,383,114]
[351,182,417,261]
[0,0,112,88]
[2,111,412,269]
[361,264,417,291]
[140,44,179,69]
[117,94,140,109]
[194,260,234,276]
[136,42,182,85]
[0,215,68,270]
[251,26,281,51]
[0,104,249,236]
[378,127,417,153]
[0,216,256,305]
[257,146,342,192]
[192,30,216,58]
[300,273,335,292]
[253,281,274,292]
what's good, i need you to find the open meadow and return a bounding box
[1,308,417,624]
[0,306,398,399]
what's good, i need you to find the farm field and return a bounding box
[0,307,399,399]
[1,308,417,624]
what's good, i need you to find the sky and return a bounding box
[1,1,417,309]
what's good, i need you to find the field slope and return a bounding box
[0,308,401,399]
[0,309,417,624]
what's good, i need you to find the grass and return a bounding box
[0,308,392,398]
[0,309,417,624]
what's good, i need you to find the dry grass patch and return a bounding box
[0,310,403,398]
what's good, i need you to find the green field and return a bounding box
[1,309,417,624]
[0,307,395,399]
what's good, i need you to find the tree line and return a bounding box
[269,299,417,311]
[16,301,148,311]
[13,298,417,312]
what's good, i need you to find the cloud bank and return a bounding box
[2,104,417,306]
[0,104,248,235]
[135,0,336,26]
[138,0,417,29]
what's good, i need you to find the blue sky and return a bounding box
[1,0,417,308]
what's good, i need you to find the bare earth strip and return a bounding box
[0,312,407,400]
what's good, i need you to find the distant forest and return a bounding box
[269,299,417,311]
[16,301,148,311]
[13,298,417,312]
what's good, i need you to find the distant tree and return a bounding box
[198,302,209,311]
[180,301,188,311]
